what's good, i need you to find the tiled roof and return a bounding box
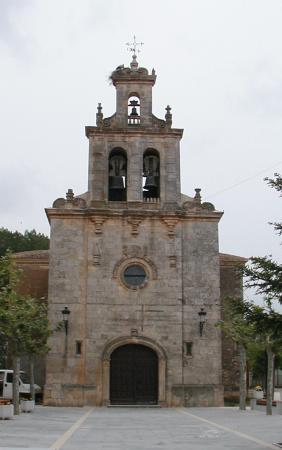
[219,253,248,265]
[12,250,49,261]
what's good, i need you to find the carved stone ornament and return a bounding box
[91,217,107,235]
[168,255,177,268]
[182,188,215,212]
[103,118,111,127]
[52,198,66,208]
[52,195,86,209]
[162,218,179,238]
[122,245,147,258]
[183,200,215,212]
[127,217,143,236]
[201,202,215,211]
[93,241,101,266]
[72,197,87,209]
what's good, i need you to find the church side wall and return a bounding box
[45,217,89,406]
[176,219,224,407]
[220,263,243,400]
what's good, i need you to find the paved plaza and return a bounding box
[0,406,281,450]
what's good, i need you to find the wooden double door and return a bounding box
[110,344,158,405]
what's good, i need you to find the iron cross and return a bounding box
[126,35,144,56]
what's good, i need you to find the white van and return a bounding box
[0,370,41,399]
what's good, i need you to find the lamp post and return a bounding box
[61,306,70,336]
[198,307,207,337]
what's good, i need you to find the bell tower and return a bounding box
[45,44,224,408]
[86,52,183,207]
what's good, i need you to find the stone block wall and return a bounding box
[88,133,181,205]
[13,236,243,407]
[220,254,246,400]
[44,210,224,407]
[115,82,153,128]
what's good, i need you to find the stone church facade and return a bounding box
[15,55,246,407]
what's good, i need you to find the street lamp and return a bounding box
[61,306,70,336]
[198,308,207,337]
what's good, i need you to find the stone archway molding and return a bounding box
[101,335,167,406]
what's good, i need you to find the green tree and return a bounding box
[218,296,255,410]
[241,173,282,414]
[219,295,282,415]
[244,304,282,415]
[247,343,282,390]
[23,300,51,401]
[265,173,282,236]
[0,228,49,257]
[243,173,282,306]
[0,253,52,413]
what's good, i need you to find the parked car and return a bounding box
[0,370,41,399]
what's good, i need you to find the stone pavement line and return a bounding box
[49,407,94,450]
[178,408,278,449]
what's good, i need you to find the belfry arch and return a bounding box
[101,336,167,406]
[143,148,160,200]
[108,147,127,201]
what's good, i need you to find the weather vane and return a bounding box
[126,35,144,56]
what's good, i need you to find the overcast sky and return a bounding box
[0,0,281,288]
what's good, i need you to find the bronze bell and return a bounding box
[129,99,139,117]
[130,106,139,116]
[109,176,124,190]
[144,176,158,189]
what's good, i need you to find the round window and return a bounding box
[123,264,147,288]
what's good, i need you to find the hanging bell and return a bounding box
[109,176,124,190]
[144,176,158,189]
[130,106,139,116]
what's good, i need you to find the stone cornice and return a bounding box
[85,126,183,139]
[12,249,246,268]
[45,207,223,223]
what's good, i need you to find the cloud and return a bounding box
[0,0,34,56]
[245,61,282,116]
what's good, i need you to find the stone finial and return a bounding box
[66,189,74,202]
[130,54,138,70]
[165,105,172,127]
[193,188,202,205]
[152,68,156,76]
[96,103,103,128]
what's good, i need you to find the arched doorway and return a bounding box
[110,344,158,405]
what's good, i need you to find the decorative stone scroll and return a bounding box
[127,217,143,236]
[52,189,87,209]
[122,245,147,258]
[162,218,179,238]
[90,217,107,235]
[182,188,215,212]
[201,202,215,211]
[93,241,101,266]
[168,255,177,268]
